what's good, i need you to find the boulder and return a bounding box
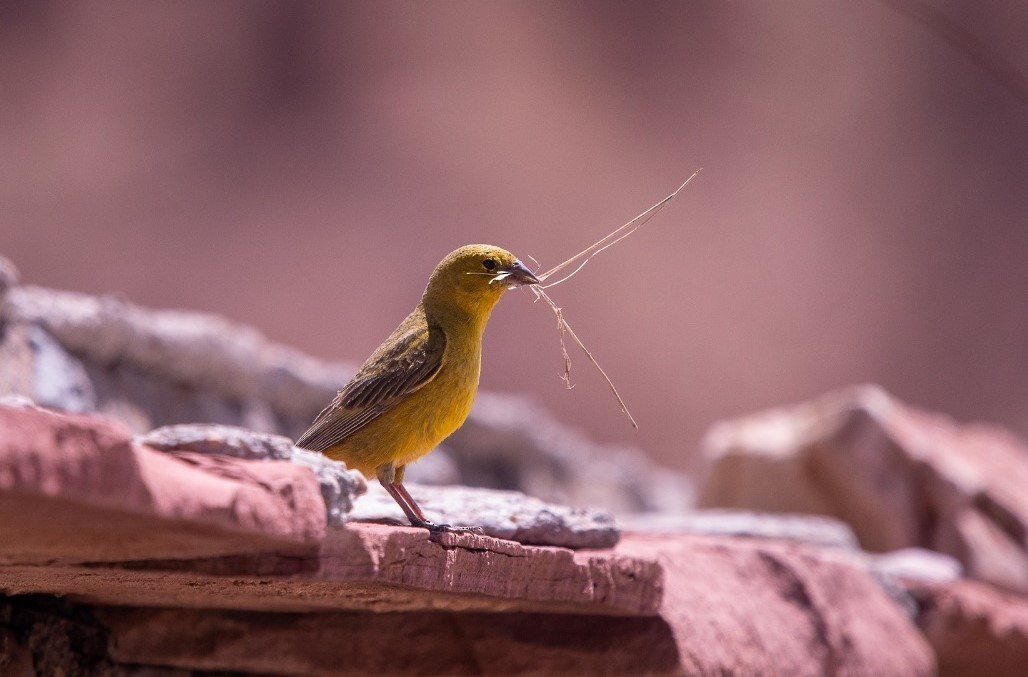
[46,533,933,676]
[2,284,352,435]
[1,533,937,676]
[618,508,859,549]
[0,402,329,563]
[621,533,936,677]
[0,400,938,675]
[139,422,367,525]
[0,403,655,616]
[698,385,1028,592]
[909,578,1028,677]
[0,523,661,618]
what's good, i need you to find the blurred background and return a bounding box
[2,0,1026,471]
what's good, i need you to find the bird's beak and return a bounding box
[504,260,540,287]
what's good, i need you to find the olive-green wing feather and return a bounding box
[295,316,445,452]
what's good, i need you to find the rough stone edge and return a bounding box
[138,423,368,525]
[0,402,329,551]
[4,285,354,420]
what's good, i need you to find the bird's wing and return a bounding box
[294,319,446,452]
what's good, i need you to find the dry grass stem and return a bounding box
[536,169,702,288]
[531,286,639,429]
[528,171,701,429]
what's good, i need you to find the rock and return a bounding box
[0,400,937,675]
[909,579,1028,677]
[698,384,1028,592]
[0,403,327,563]
[3,284,354,435]
[290,449,367,526]
[0,323,40,410]
[0,523,661,618]
[617,509,860,549]
[0,273,968,674]
[621,510,964,625]
[0,399,939,677]
[54,532,932,676]
[0,403,655,616]
[139,422,296,460]
[97,604,680,676]
[351,482,619,549]
[24,325,97,414]
[868,547,964,585]
[139,423,368,526]
[622,533,936,676]
[854,548,965,622]
[0,596,115,677]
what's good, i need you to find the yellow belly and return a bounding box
[322,338,479,477]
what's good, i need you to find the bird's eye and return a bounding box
[482,258,497,271]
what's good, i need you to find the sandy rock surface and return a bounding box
[699,384,1028,593]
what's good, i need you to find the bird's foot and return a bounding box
[410,519,483,535]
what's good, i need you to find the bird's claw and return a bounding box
[410,519,483,535]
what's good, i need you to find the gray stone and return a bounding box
[849,549,964,621]
[698,384,1028,593]
[617,509,860,549]
[290,449,367,525]
[25,325,96,414]
[139,423,367,525]
[867,547,963,585]
[0,404,328,563]
[858,542,962,617]
[140,423,295,461]
[350,482,619,549]
[4,285,354,434]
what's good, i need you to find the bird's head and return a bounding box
[423,244,539,319]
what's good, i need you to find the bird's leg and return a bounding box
[377,462,426,524]
[377,463,480,534]
[382,482,429,523]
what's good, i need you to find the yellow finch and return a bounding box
[295,244,539,532]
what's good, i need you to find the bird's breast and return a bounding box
[383,328,480,468]
[428,333,481,431]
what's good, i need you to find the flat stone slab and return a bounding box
[0,404,660,617]
[0,403,327,564]
[0,523,661,617]
[351,482,619,549]
[18,531,935,676]
[618,508,860,549]
[698,384,1028,593]
[0,398,946,675]
[139,422,368,525]
[909,578,1028,677]
[620,533,936,677]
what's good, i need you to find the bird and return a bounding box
[295,244,540,533]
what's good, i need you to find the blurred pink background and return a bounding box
[3,1,1027,470]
